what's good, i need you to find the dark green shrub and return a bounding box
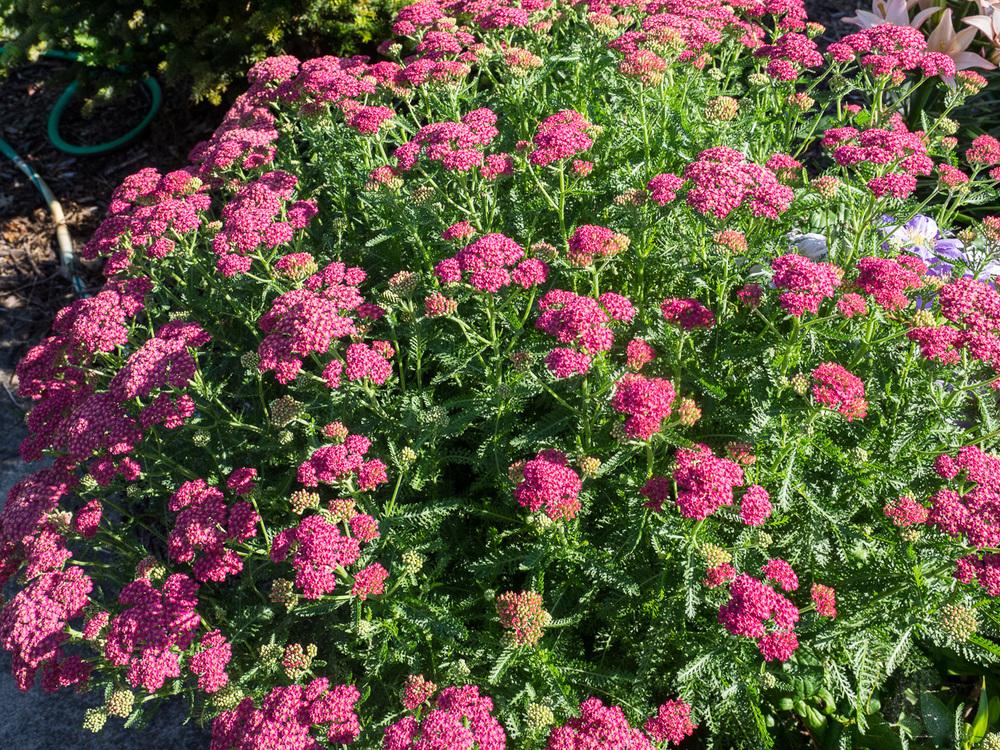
[0,0,402,102]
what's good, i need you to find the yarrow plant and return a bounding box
[7,0,1000,747]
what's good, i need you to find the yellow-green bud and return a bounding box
[402,550,425,575]
[526,703,556,732]
[106,689,135,718]
[939,603,978,641]
[83,708,108,733]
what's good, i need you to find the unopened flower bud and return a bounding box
[701,543,731,567]
[411,186,436,205]
[269,396,303,428]
[829,74,850,93]
[136,556,167,581]
[83,708,108,733]
[812,175,840,199]
[259,643,283,664]
[402,550,425,575]
[790,373,810,396]
[579,456,601,478]
[270,579,298,609]
[327,498,356,522]
[106,689,135,718]
[678,397,702,426]
[957,228,978,244]
[388,270,418,294]
[290,490,320,515]
[526,703,556,732]
[210,684,244,711]
[705,96,739,122]
[939,117,959,136]
[614,188,647,206]
[787,92,814,111]
[900,526,923,543]
[939,603,978,641]
[805,22,825,38]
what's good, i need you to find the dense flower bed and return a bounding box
[6,0,1000,747]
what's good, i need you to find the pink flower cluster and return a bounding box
[384,685,506,750]
[644,699,698,746]
[296,432,388,491]
[15,277,151,465]
[762,558,799,591]
[435,233,548,292]
[189,629,232,693]
[827,24,956,78]
[611,374,677,440]
[854,256,924,310]
[536,289,634,377]
[81,167,210,272]
[927,447,1000,593]
[626,338,656,370]
[513,450,583,520]
[811,584,837,618]
[771,253,843,316]
[683,146,794,220]
[606,0,769,72]
[496,590,548,646]
[211,680,360,749]
[104,573,201,691]
[811,362,868,421]
[0,466,76,585]
[718,573,800,661]
[402,674,437,710]
[167,478,259,582]
[967,134,1000,167]
[884,495,929,527]
[567,225,629,266]
[647,173,684,205]
[212,170,318,276]
[660,297,716,329]
[352,562,389,600]
[393,108,501,174]
[188,90,279,175]
[740,485,773,526]
[670,444,746,519]
[257,262,367,383]
[547,697,652,750]
[822,119,931,199]
[529,110,596,167]
[754,32,823,80]
[0,566,92,691]
[909,276,1000,385]
[270,515,362,599]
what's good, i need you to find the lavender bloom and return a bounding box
[882,215,965,276]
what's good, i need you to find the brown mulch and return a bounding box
[0,60,224,375]
[805,0,862,44]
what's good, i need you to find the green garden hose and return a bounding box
[0,136,85,295]
[47,76,162,156]
[0,47,163,296]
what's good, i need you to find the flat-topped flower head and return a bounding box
[811,363,868,420]
[514,450,583,520]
